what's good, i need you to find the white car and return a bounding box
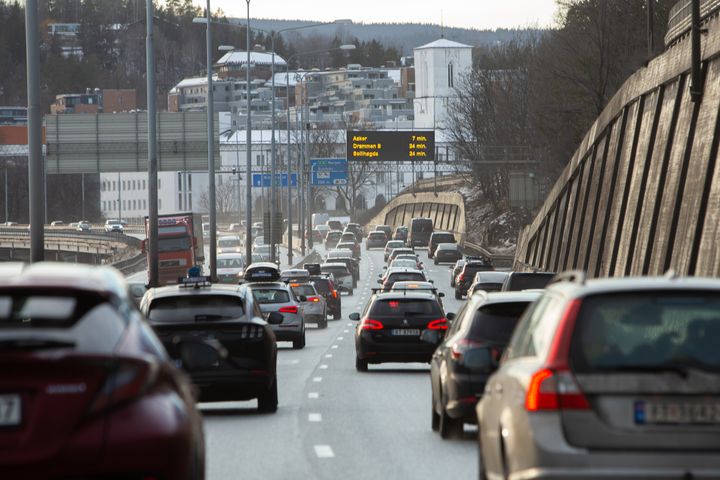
[104,219,124,233]
[217,253,245,283]
[217,235,242,254]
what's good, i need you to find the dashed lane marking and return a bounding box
[314,445,335,458]
[320,364,329,369]
[331,345,339,349]
[308,413,322,422]
[308,392,320,399]
[337,337,344,340]
[343,329,349,333]
[325,354,333,358]
[313,376,323,382]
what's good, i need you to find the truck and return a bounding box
[143,212,205,285]
[312,213,330,227]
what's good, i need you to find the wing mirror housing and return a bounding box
[179,340,226,370]
[267,311,284,325]
[420,329,442,346]
[446,312,456,321]
[349,312,360,321]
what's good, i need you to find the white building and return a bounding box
[413,39,472,129]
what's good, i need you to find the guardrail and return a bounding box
[665,0,720,47]
[112,253,147,275]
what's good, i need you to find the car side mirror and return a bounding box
[297,295,307,303]
[378,273,383,277]
[267,311,284,325]
[429,279,434,284]
[462,348,495,373]
[446,312,456,321]
[349,312,360,321]
[179,340,225,370]
[420,329,442,346]
[438,292,445,298]
[383,266,387,270]
[377,279,383,284]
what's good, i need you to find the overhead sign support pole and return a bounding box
[146,0,159,286]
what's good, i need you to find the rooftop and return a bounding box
[414,38,472,50]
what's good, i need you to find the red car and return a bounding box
[0,262,205,479]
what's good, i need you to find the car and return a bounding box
[378,267,428,291]
[351,291,451,371]
[433,243,462,264]
[394,225,408,241]
[389,258,421,270]
[0,263,205,478]
[427,231,457,259]
[217,235,242,254]
[306,229,323,243]
[345,222,364,241]
[310,274,342,320]
[253,244,279,263]
[290,282,328,329]
[50,220,65,226]
[409,217,434,248]
[477,272,720,480]
[141,273,280,412]
[387,247,416,264]
[326,220,343,231]
[304,263,322,275]
[253,235,266,247]
[227,222,242,232]
[4,221,18,226]
[216,253,245,283]
[500,271,556,291]
[337,240,361,259]
[104,219,124,233]
[384,240,406,261]
[326,249,360,284]
[375,224,393,240]
[395,254,425,270]
[450,260,465,287]
[321,262,354,295]
[390,280,445,307]
[340,231,359,245]
[316,224,331,238]
[366,230,389,249]
[76,220,91,232]
[466,271,509,297]
[454,258,494,299]
[429,290,540,438]
[325,230,343,249]
[243,263,306,350]
[280,268,311,283]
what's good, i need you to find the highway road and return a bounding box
[199,246,476,480]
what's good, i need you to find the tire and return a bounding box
[257,375,278,413]
[439,406,463,439]
[434,258,438,265]
[333,311,341,320]
[431,395,440,432]
[293,334,306,349]
[455,290,462,300]
[319,315,328,329]
[355,356,368,372]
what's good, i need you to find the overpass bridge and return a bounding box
[515,3,720,277]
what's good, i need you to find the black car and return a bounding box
[428,291,540,438]
[351,291,451,371]
[141,278,281,412]
[454,259,494,299]
[394,226,408,241]
[427,231,456,259]
[366,230,388,249]
[433,243,462,264]
[345,223,364,241]
[500,271,556,291]
[376,224,393,240]
[310,274,342,320]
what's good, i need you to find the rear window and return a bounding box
[219,238,240,247]
[252,289,291,304]
[386,241,404,249]
[388,273,425,283]
[470,302,530,343]
[506,273,554,291]
[391,260,417,269]
[312,279,331,293]
[371,298,442,317]
[322,266,350,276]
[148,295,245,323]
[369,232,386,239]
[432,233,455,243]
[570,292,720,372]
[0,292,117,329]
[472,282,504,293]
[411,219,433,232]
[291,285,316,297]
[464,264,494,275]
[218,257,244,269]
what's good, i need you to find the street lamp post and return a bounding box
[245,0,252,266]
[204,0,218,281]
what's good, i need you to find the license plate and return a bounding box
[0,394,21,426]
[391,329,420,336]
[635,400,720,425]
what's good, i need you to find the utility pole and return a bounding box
[206,0,218,281]
[690,0,704,102]
[244,0,253,266]
[146,0,159,286]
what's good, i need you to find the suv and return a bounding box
[321,263,354,295]
[140,276,281,411]
[394,226,408,241]
[384,240,406,261]
[345,223,364,241]
[310,274,342,320]
[427,231,456,259]
[366,230,388,249]
[454,259,494,299]
[501,271,556,291]
[104,219,124,233]
[477,273,720,480]
[325,230,343,249]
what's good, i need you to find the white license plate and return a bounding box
[0,394,21,426]
[391,329,420,336]
[635,400,720,425]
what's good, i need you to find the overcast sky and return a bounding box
[194,0,559,30]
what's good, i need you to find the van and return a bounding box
[409,217,434,248]
[312,213,330,227]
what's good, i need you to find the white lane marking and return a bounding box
[314,445,335,458]
[337,337,344,340]
[320,364,329,369]
[278,359,300,366]
[325,354,333,358]
[347,322,353,326]
[331,345,339,349]
[343,329,349,333]
[308,392,320,399]
[308,413,323,422]
[313,376,323,382]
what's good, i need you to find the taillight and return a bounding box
[458,274,465,282]
[450,338,483,360]
[427,318,448,330]
[525,299,589,411]
[89,358,157,415]
[308,296,320,303]
[360,319,384,330]
[279,306,298,314]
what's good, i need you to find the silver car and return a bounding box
[217,235,242,254]
[289,282,328,329]
[466,271,508,296]
[216,253,245,284]
[248,282,305,349]
[477,273,720,480]
[321,262,354,295]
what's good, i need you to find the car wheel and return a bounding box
[257,375,278,413]
[355,356,368,372]
[455,290,462,300]
[434,258,438,265]
[431,395,440,432]
[293,334,306,349]
[439,406,463,439]
[348,288,354,296]
[319,316,328,329]
[333,311,341,320]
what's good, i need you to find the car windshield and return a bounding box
[158,236,191,253]
[148,295,244,323]
[219,238,239,248]
[470,302,531,343]
[251,289,291,304]
[390,259,417,269]
[506,273,555,291]
[371,298,442,316]
[217,257,243,269]
[387,273,424,283]
[570,292,720,372]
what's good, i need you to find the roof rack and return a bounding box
[548,270,586,286]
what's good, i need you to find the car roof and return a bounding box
[470,290,542,304]
[372,291,438,300]
[473,271,509,282]
[548,275,720,297]
[385,268,423,274]
[147,282,245,300]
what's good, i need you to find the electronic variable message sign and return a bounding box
[346,130,435,162]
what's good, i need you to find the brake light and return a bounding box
[89,358,157,415]
[308,296,320,303]
[331,290,338,299]
[458,274,465,282]
[427,318,448,330]
[360,319,384,330]
[279,306,298,314]
[525,299,589,411]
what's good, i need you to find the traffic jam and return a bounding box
[2,215,720,479]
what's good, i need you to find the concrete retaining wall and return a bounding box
[515,12,720,277]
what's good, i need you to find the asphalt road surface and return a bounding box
[200,247,477,480]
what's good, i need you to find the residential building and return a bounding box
[0,107,27,126]
[50,89,137,114]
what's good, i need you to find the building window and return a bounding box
[179,193,183,210]
[188,193,192,210]
[112,181,116,190]
[159,199,162,209]
[178,172,182,190]
[132,200,137,210]
[142,179,146,190]
[188,174,192,190]
[158,178,162,189]
[448,62,454,88]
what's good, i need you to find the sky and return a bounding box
[193,0,559,30]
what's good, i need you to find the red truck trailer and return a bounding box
[143,212,205,285]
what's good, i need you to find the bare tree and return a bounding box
[199,179,237,217]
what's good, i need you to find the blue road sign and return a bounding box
[252,173,298,188]
[311,158,348,186]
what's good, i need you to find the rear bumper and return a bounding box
[303,314,325,324]
[444,372,488,422]
[356,333,435,363]
[435,254,462,263]
[192,369,273,401]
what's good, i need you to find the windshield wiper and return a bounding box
[0,338,76,351]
